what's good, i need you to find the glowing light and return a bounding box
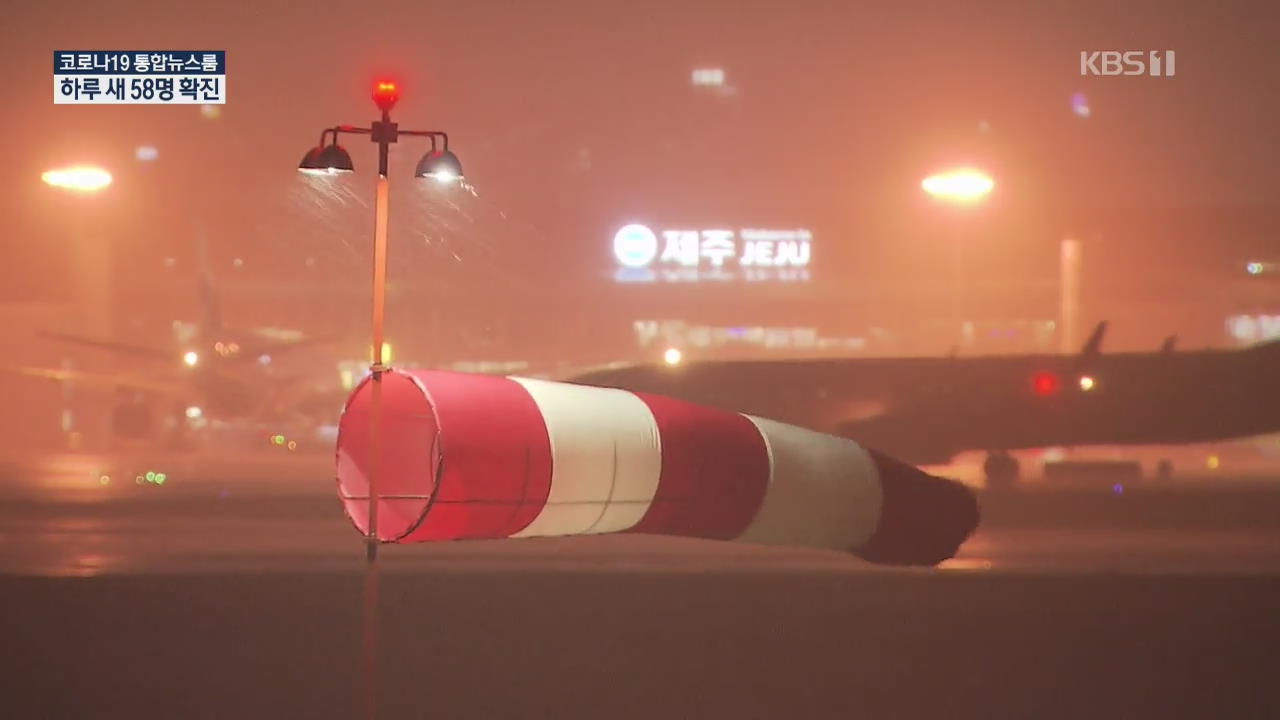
[1079,375,1096,392]
[937,557,993,571]
[1112,483,1124,495]
[200,104,221,119]
[1031,371,1061,396]
[1228,314,1280,344]
[1071,92,1091,118]
[154,473,167,485]
[691,68,726,87]
[370,342,394,365]
[663,347,683,366]
[99,475,110,486]
[287,440,297,451]
[1246,262,1264,275]
[41,166,113,192]
[145,471,156,482]
[430,170,458,184]
[373,80,400,109]
[273,434,286,446]
[1207,455,1220,470]
[614,224,659,268]
[135,475,144,484]
[258,354,272,366]
[185,406,203,420]
[232,257,244,268]
[182,350,199,367]
[922,169,994,203]
[135,145,159,162]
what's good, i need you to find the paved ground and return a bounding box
[2,450,1279,717]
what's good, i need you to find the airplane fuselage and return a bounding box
[572,342,1280,465]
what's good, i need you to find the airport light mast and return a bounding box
[922,168,994,348]
[298,81,464,563]
[41,165,115,449]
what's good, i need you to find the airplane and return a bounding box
[14,253,339,442]
[568,322,1280,486]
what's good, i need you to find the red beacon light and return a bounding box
[1031,370,1061,397]
[372,81,400,111]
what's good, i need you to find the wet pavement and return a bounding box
[2,450,1280,576]
[3,451,1280,718]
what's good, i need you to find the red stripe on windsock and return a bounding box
[628,392,771,539]
[336,370,440,541]
[855,450,980,565]
[335,370,553,542]
[400,371,553,541]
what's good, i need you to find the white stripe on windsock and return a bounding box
[736,415,883,550]
[509,377,664,538]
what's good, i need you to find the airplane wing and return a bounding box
[37,331,173,362]
[9,365,189,398]
[222,336,337,364]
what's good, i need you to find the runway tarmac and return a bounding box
[2,451,1279,717]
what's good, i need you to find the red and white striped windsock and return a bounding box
[335,369,978,565]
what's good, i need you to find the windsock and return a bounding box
[335,369,978,565]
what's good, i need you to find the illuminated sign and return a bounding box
[613,224,659,268]
[613,224,812,283]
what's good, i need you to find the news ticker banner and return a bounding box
[54,51,225,104]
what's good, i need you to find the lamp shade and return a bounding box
[299,144,354,175]
[413,150,463,182]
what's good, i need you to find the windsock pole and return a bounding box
[368,172,389,563]
[362,106,394,720]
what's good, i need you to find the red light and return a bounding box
[1031,371,1061,396]
[372,81,400,110]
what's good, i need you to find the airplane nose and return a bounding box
[855,450,980,565]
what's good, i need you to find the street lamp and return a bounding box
[298,80,464,563]
[41,165,113,192]
[414,149,463,183]
[298,143,354,175]
[922,168,994,350]
[922,168,994,204]
[41,164,115,449]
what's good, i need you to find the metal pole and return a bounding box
[363,107,393,720]
[368,108,392,562]
[951,236,963,348]
[1060,237,1081,354]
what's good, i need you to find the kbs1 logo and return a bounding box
[54,51,226,104]
[1080,50,1175,77]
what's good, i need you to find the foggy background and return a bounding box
[1,0,1277,450]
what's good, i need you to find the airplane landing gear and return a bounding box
[983,451,1020,490]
